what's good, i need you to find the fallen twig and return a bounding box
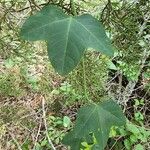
[42,96,56,150]
[7,129,22,150]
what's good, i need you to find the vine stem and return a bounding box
[82,57,92,103]
[70,0,91,103]
[70,0,77,16]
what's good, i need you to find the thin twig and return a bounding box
[82,57,92,103]
[8,130,22,150]
[110,136,122,150]
[33,119,42,150]
[42,96,56,150]
[29,0,41,10]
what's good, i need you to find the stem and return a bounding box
[33,119,42,150]
[82,57,92,103]
[59,0,64,7]
[70,0,77,16]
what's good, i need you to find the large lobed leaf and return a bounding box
[20,5,114,75]
[63,100,126,150]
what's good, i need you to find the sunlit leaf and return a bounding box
[63,116,71,127]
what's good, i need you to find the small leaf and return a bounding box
[20,5,114,75]
[109,126,117,137]
[81,142,89,147]
[134,99,140,106]
[41,139,47,146]
[63,100,126,150]
[4,59,14,68]
[34,143,42,150]
[135,112,144,121]
[124,139,131,150]
[107,60,117,70]
[130,134,138,143]
[63,116,71,127]
[126,123,139,134]
[119,127,127,136]
[135,144,144,150]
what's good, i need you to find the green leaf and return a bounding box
[92,144,102,150]
[40,139,47,147]
[63,100,126,150]
[4,58,14,68]
[109,126,117,137]
[63,116,71,127]
[124,139,131,150]
[134,99,140,106]
[119,127,128,136]
[20,5,114,75]
[107,60,117,70]
[62,131,83,150]
[130,134,138,143]
[135,144,144,150]
[126,123,140,134]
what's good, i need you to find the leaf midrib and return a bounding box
[61,17,72,73]
[74,104,123,138]
[74,106,97,137]
[73,18,102,47]
[25,17,70,35]
[101,106,123,123]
